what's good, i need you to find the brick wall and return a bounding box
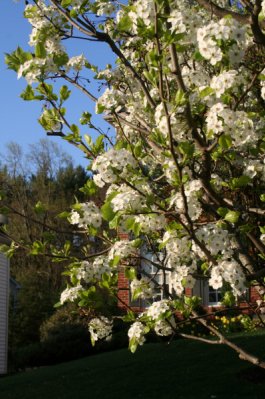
[117,231,130,309]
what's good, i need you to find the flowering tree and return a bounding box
[5,0,265,368]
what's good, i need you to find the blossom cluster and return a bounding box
[128,321,146,346]
[108,240,138,261]
[154,317,176,336]
[206,103,256,147]
[193,224,231,258]
[75,257,111,283]
[130,276,154,299]
[69,202,102,229]
[170,179,203,221]
[197,18,246,65]
[60,285,83,304]
[92,148,137,187]
[170,264,197,296]
[88,316,113,344]
[110,186,146,212]
[209,260,246,296]
[128,0,155,32]
[135,213,167,233]
[146,299,170,320]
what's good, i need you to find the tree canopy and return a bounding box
[4,0,265,369]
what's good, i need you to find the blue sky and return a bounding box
[0,1,115,168]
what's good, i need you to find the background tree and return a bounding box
[0,139,89,347]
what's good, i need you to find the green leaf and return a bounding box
[34,201,46,214]
[224,210,240,224]
[101,201,116,221]
[70,9,78,18]
[96,103,105,114]
[258,74,265,81]
[134,141,142,158]
[84,134,92,146]
[239,224,253,234]
[109,214,121,229]
[20,85,35,101]
[60,85,71,102]
[112,255,120,267]
[61,0,72,7]
[122,310,136,322]
[63,240,71,256]
[80,112,92,125]
[216,220,228,229]
[184,296,201,309]
[132,222,141,237]
[132,238,142,248]
[260,194,265,202]
[54,301,63,308]
[229,175,251,190]
[70,124,80,135]
[53,52,69,67]
[125,267,137,280]
[178,141,194,158]
[30,240,45,255]
[129,337,138,353]
[143,70,157,85]
[193,51,204,61]
[174,43,187,52]
[221,291,235,307]
[35,42,46,58]
[79,180,97,196]
[218,134,232,150]
[131,287,143,301]
[217,207,229,217]
[259,226,265,234]
[117,14,132,31]
[57,211,71,219]
[201,262,209,273]
[92,135,104,154]
[175,90,186,106]
[5,47,32,72]
[37,83,58,101]
[114,140,127,151]
[199,87,214,98]
[124,217,135,230]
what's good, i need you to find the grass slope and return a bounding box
[1,331,265,399]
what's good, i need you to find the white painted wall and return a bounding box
[0,253,9,374]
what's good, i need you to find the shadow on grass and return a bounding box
[1,330,265,399]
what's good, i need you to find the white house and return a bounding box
[0,223,10,375]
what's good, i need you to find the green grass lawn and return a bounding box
[1,330,265,399]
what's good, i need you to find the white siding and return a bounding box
[0,253,9,374]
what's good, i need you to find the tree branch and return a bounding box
[195,0,250,23]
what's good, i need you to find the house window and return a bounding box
[193,279,250,306]
[129,251,169,307]
[193,279,222,306]
[208,285,222,306]
[141,252,169,302]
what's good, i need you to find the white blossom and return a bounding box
[130,276,154,299]
[154,317,176,336]
[60,285,83,304]
[75,257,111,283]
[88,317,113,344]
[92,148,137,187]
[69,202,102,228]
[147,300,170,320]
[108,240,138,261]
[128,321,146,346]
